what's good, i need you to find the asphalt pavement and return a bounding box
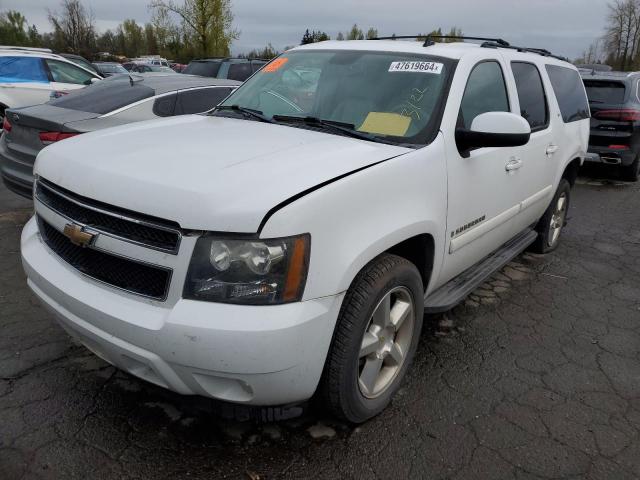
[1,165,639,480]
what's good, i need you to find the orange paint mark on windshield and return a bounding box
[264,57,288,72]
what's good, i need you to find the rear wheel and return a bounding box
[530,179,571,254]
[621,155,640,182]
[320,253,423,423]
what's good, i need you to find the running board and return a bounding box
[424,229,538,313]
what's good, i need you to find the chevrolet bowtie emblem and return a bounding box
[62,223,95,247]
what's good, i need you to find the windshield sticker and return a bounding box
[388,61,443,74]
[359,112,411,136]
[264,57,289,72]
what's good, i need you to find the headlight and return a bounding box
[183,234,310,305]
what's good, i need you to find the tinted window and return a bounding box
[460,61,510,129]
[512,62,548,130]
[583,80,626,105]
[46,59,94,85]
[153,93,177,117]
[183,61,221,77]
[252,61,266,73]
[0,56,48,83]
[49,77,155,114]
[545,65,590,122]
[175,87,234,114]
[227,63,253,81]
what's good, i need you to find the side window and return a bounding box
[460,61,510,129]
[251,61,266,73]
[174,88,234,115]
[545,65,590,123]
[511,62,549,131]
[153,93,177,117]
[45,59,93,85]
[227,63,253,81]
[0,56,48,83]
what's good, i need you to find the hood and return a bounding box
[35,115,411,232]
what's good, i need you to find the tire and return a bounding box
[319,253,424,423]
[529,178,571,254]
[621,156,640,182]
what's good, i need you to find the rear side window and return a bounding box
[0,56,48,83]
[511,62,548,131]
[227,63,253,81]
[49,79,155,114]
[460,61,510,129]
[545,65,590,122]
[251,61,266,73]
[174,87,234,115]
[183,61,221,77]
[45,59,94,85]
[153,93,177,117]
[583,80,626,105]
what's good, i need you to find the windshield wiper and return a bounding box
[272,115,398,145]
[214,105,277,124]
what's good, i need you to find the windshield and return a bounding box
[218,50,454,145]
[99,63,127,74]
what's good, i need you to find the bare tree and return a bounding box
[603,0,640,70]
[148,0,238,57]
[48,0,95,55]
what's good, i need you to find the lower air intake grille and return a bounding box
[38,217,171,300]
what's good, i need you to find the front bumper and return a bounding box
[585,146,636,166]
[21,216,344,405]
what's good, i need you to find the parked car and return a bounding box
[123,62,176,74]
[0,47,101,119]
[21,38,588,423]
[0,75,239,197]
[58,53,101,77]
[182,58,267,81]
[92,61,128,77]
[581,70,640,181]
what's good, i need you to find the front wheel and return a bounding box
[319,253,424,423]
[530,179,571,254]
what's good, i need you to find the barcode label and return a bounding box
[388,61,443,74]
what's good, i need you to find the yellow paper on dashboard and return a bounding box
[358,112,411,136]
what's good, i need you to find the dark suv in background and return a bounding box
[581,69,640,181]
[182,58,266,81]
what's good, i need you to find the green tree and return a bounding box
[301,28,313,45]
[149,0,239,57]
[347,24,364,40]
[336,31,344,41]
[27,24,42,46]
[366,27,378,40]
[119,19,145,57]
[145,23,159,54]
[0,11,29,45]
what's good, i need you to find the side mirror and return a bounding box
[456,111,531,157]
[90,77,101,84]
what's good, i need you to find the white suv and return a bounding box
[0,47,101,118]
[21,38,589,422]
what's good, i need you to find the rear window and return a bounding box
[545,65,590,123]
[174,87,234,114]
[49,78,155,114]
[0,56,48,83]
[183,61,221,77]
[583,80,626,105]
[227,63,252,81]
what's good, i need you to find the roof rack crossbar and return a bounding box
[373,35,509,48]
[480,41,568,61]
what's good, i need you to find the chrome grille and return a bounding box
[35,178,181,253]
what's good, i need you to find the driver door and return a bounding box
[439,58,528,284]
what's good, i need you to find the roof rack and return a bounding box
[0,46,52,53]
[372,35,567,62]
[480,41,568,62]
[373,35,509,48]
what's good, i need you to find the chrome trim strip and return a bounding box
[36,179,181,254]
[36,215,173,302]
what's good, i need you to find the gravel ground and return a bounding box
[1,165,639,480]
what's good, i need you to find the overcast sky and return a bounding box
[2,0,611,59]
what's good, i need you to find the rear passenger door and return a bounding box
[507,61,556,230]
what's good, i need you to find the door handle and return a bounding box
[505,157,523,171]
[546,144,559,156]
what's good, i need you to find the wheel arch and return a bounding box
[561,157,581,187]
[384,233,435,292]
